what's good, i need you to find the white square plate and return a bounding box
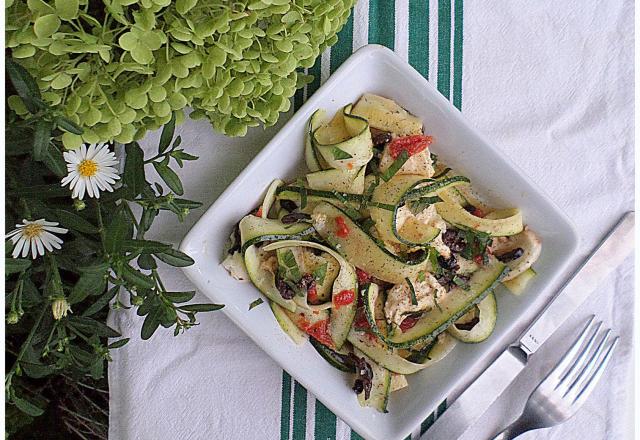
[180,45,578,440]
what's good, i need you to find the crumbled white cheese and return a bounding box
[384,273,447,328]
[221,251,249,282]
[379,146,435,177]
[311,213,327,232]
[396,204,451,258]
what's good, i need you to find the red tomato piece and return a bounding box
[474,255,484,265]
[356,268,371,285]
[255,206,263,217]
[307,320,334,347]
[472,207,485,218]
[335,216,350,238]
[389,135,433,159]
[334,289,355,308]
[307,284,318,304]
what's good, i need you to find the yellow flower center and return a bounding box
[77,159,99,177]
[23,223,43,238]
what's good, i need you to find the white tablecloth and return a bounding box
[108,1,634,439]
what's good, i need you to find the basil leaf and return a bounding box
[277,249,301,282]
[380,150,409,182]
[405,277,418,305]
[312,262,328,284]
[331,147,352,160]
[248,298,264,310]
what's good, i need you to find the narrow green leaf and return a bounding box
[158,112,176,154]
[380,150,409,182]
[20,361,56,379]
[83,285,119,317]
[68,270,107,304]
[331,147,353,160]
[406,277,418,306]
[121,239,172,253]
[6,59,41,113]
[33,120,52,161]
[173,199,202,209]
[123,142,146,198]
[5,258,31,274]
[68,316,121,338]
[55,209,99,234]
[108,338,130,349]
[104,208,131,254]
[139,208,159,234]
[155,248,194,267]
[137,253,157,270]
[12,395,45,417]
[152,162,183,195]
[141,307,162,339]
[179,303,224,312]
[42,145,67,177]
[248,298,264,310]
[120,264,155,289]
[163,290,196,303]
[54,116,83,135]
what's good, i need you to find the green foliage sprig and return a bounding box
[5,58,222,434]
[6,0,355,144]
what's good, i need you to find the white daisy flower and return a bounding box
[61,143,120,200]
[6,219,68,259]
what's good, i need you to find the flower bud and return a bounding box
[6,311,19,325]
[52,297,72,320]
[73,199,86,211]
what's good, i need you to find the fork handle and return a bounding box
[491,416,535,440]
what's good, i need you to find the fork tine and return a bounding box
[552,317,599,388]
[563,328,612,398]
[572,336,619,405]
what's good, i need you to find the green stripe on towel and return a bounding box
[437,0,452,98]
[409,0,429,78]
[452,0,464,109]
[280,371,292,440]
[369,0,396,49]
[292,381,308,440]
[315,400,337,440]
[331,12,355,71]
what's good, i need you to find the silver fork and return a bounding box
[491,316,619,440]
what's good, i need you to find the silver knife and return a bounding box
[423,211,634,440]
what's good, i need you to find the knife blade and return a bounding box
[422,211,634,440]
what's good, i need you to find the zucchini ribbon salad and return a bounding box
[222,94,542,412]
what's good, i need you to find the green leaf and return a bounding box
[104,208,130,254]
[155,248,194,267]
[6,59,41,106]
[139,208,158,234]
[83,285,119,317]
[42,145,67,177]
[33,14,61,38]
[108,338,130,349]
[331,147,353,160]
[55,209,99,234]
[248,298,264,310]
[137,253,157,270]
[123,142,146,198]
[163,290,196,303]
[5,258,31,275]
[405,277,418,306]
[312,262,327,284]
[141,306,162,339]
[121,239,172,253]
[33,120,52,161]
[55,0,79,19]
[380,150,409,182]
[158,112,176,154]
[179,303,224,312]
[12,395,45,417]
[152,161,183,195]
[68,316,121,338]
[20,361,56,379]
[120,263,154,289]
[68,270,107,304]
[54,116,83,135]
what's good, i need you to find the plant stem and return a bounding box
[95,200,107,255]
[6,305,47,381]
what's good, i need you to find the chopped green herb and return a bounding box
[277,249,302,282]
[407,196,442,215]
[405,277,418,305]
[417,271,426,282]
[331,191,361,220]
[360,175,380,211]
[380,150,409,182]
[460,228,492,261]
[358,217,375,233]
[428,247,442,275]
[249,298,264,310]
[312,262,328,284]
[332,147,353,160]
